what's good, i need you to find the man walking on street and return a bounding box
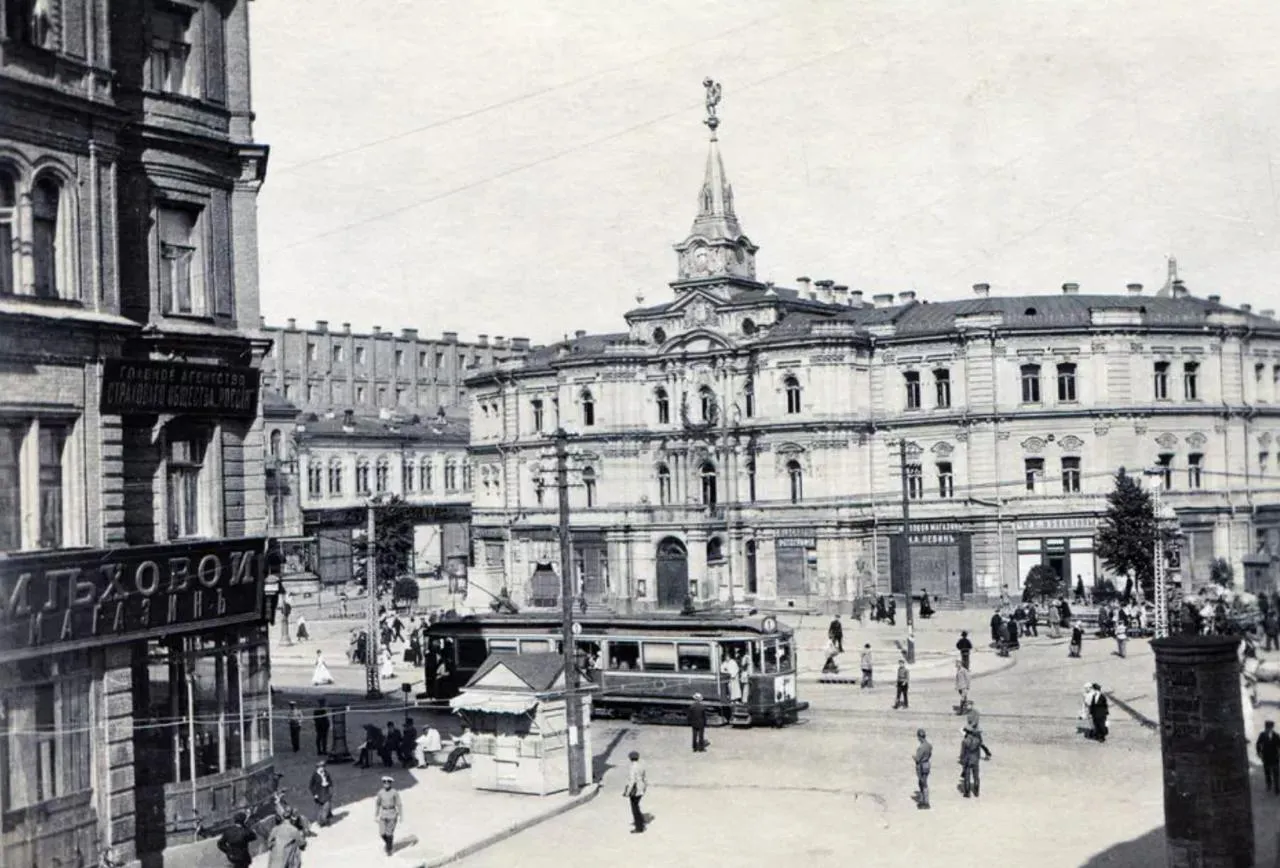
[1266,610,1280,652]
[893,659,910,709]
[829,616,844,654]
[313,698,330,756]
[959,726,983,798]
[955,659,971,715]
[266,810,306,868]
[216,812,256,868]
[913,729,932,809]
[688,693,707,752]
[624,750,648,833]
[374,776,403,856]
[860,644,874,689]
[1257,720,1280,794]
[956,631,972,670]
[288,702,302,753]
[308,759,334,828]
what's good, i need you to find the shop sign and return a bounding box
[0,538,267,660]
[100,358,261,418]
[1014,516,1099,533]
[909,533,958,546]
[776,536,817,549]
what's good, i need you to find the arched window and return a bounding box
[707,537,724,563]
[462,460,473,491]
[700,461,718,507]
[306,459,323,498]
[699,385,716,423]
[443,458,457,491]
[268,429,282,459]
[743,381,755,418]
[657,463,672,505]
[328,458,344,496]
[419,457,433,492]
[403,455,416,492]
[784,375,802,414]
[375,457,390,493]
[32,176,63,299]
[582,466,597,508]
[580,389,595,427]
[787,459,804,503]
[0,167,16,295]
[355,458,371,495]
[746,459,757,502]
[655,387,670,425]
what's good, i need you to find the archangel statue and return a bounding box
[703,78,722,134]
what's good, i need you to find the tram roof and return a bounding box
[428,611,793,636]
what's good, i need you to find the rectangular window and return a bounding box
[641,642,677,672]
[148,4,199,97]
[1020,364,1041,403]
[418,351,427,367]
[0,665,93,810]
[395,349,405,368]
[936,461,954,498]
[355,385,366,402]
[1187,453,1203,489]
[327,461,343,496]
[167,431,205,539]
[520,639,551,655]
[434,352,444,372]
[744,383,755,418]
[159,205,205,315]
[906,464,923,500]
[402,459,415,493]
[1183,362,1199,400]
[934,369,951,408]
[332,345,345,364]
[1157,453,1174,490]
[1024,457,1045,493]
[607,641,641,671]
[355,346,367,365]
[307,342,317,362]
[531,399,544,432]
[307,462,323,497]
[456,638,488,669]
[1154,361,1170,400]
[36,424,65,549]
[1061,456,1081,493]
[0,173,14,295]
[306,384,317,404]
[396,387,406,406]
[0,422,22,549]
[487,638,518,655]
[377,387,387,406]
[1261,452,1270,477]
[904,371,921,410]
[677,643,712,672]
[420,461,433,492]
[1056,363,1077,402]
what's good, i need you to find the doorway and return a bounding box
[656,537,689,609]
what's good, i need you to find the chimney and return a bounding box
[873,293,895,309]
[849,289,864,307]
[342,409,355,431]
[815,279,835,304]
[258,315,266,328]
[899,290,917,304]
[796,276,812,298]
[1171,280,1189,299]
[286,318,297,330]
[972,283,990,298]
[372,325,382,335]
[574,330,587,339]
[1207,294,1221,303]
[315,320,329,332]
[493,336,508,349]
[477,334,488,347]
[443,331,458,343]
[1126,283,1143,296]
[832,284,849,306]
[1261,310,1275,319]
[342,323,351,333]
[511,337,531,351]
[402,328,419,340]
[1061,283,1080,295]
[1240,303,1252,313]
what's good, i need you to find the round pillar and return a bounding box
[1152,636,1254,868]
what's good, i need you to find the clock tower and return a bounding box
[672,79,760,293]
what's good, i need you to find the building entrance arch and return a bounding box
[655,537,689,609]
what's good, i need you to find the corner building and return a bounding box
[0,2,272,866]
[467,121,1280,612]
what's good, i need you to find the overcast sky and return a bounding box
[250,0,1280,343]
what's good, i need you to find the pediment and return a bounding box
[659,328,734,355]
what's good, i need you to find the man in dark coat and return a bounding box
[959,727,983,798]
[313,698,330,756]
[424,642,441,699]
[990,611,1003,644]
[1257,720,1280,794]
[1087,684,1109,743]
[956,631,973,670]
[687,693,707,753]
[308,759,334,827]
[381,722,401,768]
[913,729,932,809]
[400,718,418,767]
[886,597,897,626]
[216,811,256,868]
[828,617,844,654]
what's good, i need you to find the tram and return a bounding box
[425,612,808,727]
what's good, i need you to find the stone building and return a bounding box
[260,318,532,416]
[466,114,1280,612]
[0,2,273,866]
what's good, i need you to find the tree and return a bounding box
[1210,557,1234,588]
[353,495,417,597]
[1095,469,1157,598]
[1023,564,1064,603]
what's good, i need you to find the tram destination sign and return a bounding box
[0,538,267,661]
[100,358,261,418]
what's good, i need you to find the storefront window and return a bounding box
[0,653,92,812]
[134,629,270,786]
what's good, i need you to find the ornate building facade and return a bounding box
[466,95,1280,612]
[1,2,273,865]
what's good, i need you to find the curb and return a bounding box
[420,782,601,868]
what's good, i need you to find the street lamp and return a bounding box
[1142,466,1179,638]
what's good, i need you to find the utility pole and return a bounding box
[365,503,381,700]
[555,427,587,794]
[898,441,917,664]
[721,376,735,608]
[1145,468,1170,639]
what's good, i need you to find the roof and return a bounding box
[465,652,565,693]
[262,389,300,417]
[296,412,469,444]
[449,692,539,715]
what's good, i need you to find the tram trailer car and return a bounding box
[425,613,808,727]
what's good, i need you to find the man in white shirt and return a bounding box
[624,750,648,833]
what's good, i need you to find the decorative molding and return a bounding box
[1260,432,1273,445]
[775,442,805,455]
[1129,342,1144,354]
[954,431,969,443]
[809,352,847,364]
[1155,433,1179,449]
[997,430,1011,441]
[1058,435,1085,452]
[1091,341,1107,353]
[1094,422,1110,436]
[1020,436,1046,453]
[1134,423,1149,436]
[931,441,955,457]
[1186,432,1207,448]
[1213,423,1225,434]
[811,438,848,450]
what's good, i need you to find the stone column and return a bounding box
[1152,636,1254,868]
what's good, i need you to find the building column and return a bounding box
[103,645,137,864]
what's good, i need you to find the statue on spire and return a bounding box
[703,78,722,138]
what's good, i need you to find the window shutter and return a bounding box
[210,194,233,318]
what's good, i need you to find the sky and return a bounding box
[250,0,1280,344]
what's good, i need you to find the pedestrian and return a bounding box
[379,644,396,680]
[308,759,334,827]
[296,615,309,643]
[913,728,932,809]
[374,776,403,856]
[828,616,844,654]
[313,698,330,756]
[381,721,401,768]
[311,650,333,686]
[1114,618,1128,658]
[400,718,418,767]
[920,590,934,619]
[1005,617,1020,651]
[288,701,302,752]
[1049,599,1062,639]
[860,644,874,689]
[1265,610,1279,652]
[999,585,1010,609]
[990,610,1003,645]
[623,750,648,833]
[875,595,887,622]
[266,809,306,868]
[688,693,707,752]
[417,723,442,767]
[1257,720,1280,794]
[424,641,441,700]
[216,811,256,868]
[956,631,972,670]
[959,726,983,798]
[1026,605,1039,637]
[1069,622,1084,658]
[893,658,910,710]
[965,711,994,759]
[822,638,841,674]
[721,647,742,703]
[886,597,897,626]
[954,659,971,715]
[737,650,752,705]
[1085,683,1109,743]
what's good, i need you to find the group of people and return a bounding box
[912,705,993,810]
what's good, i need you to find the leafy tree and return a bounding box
[1095,469,1157,598]
[393,576,421,605]
[353,495,417,597]
[1023,564,1064,603]
[1210,558,1234,588]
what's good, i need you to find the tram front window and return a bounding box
[763,640,779,674]
[777,638,793,671]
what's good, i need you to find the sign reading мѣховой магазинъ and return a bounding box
[0,539,267,661]
[99,358,260,418]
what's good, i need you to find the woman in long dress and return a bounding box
[311,650,334,686]
[379,644,396,680]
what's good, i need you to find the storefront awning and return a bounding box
[449,691,539,715]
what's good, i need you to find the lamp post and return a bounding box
[364,502,381,699]
[897,439,918,664]
[1143,467,1175,639]
[554,427,587,795]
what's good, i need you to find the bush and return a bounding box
[1024,565,1063,604]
